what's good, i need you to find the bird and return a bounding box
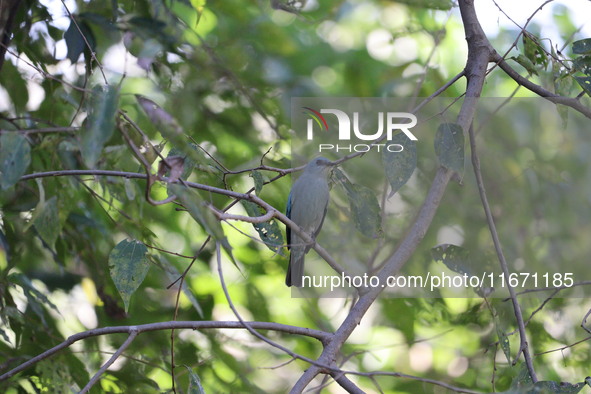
[286,157,333,287]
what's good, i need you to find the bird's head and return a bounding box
[305,157,335,177]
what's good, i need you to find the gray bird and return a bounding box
[286,157,333,287]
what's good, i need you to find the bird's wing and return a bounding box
[285,190,293,250]
[306,199,328,253]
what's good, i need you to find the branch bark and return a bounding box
[0,0,21,72]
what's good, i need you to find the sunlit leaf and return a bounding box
[574,76,591,96]
[108,239,150,313]
[0,229,8,271]
[81,85,120,168]
[434,123,464,175]
[0,133,31,189]
[382,132,416,197]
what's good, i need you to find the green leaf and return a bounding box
[136,95,205,165]
[523,34,547,68]
[124,178,137,200]
[81,85,120,168]
[573,56,591,76]
[170,184,234,263]
[391,0,452,10]
[0,133,31,189]
[527,381,586,394]
[431,244,472,275]
[0,61,29,111]
[573,38,591,55]
[242,200,283,253]
[347,184,382,238]
[108,239,150,313]
[0,229,9,271]
[64,19,95,63]
[431,244,495,297]
[251,170,264,195]
[9,273,60,325]
[0,327,10,343]
[510,362,533,390]
[497,326,511,363]
[510,55,538,76]
[184,365,206,394]
[161,257,204,317]
[382,133,416,197]
[33,196,60,249]
[574,76,591,96]
[380,299,415,343]
[137,38,163,70]
[334,169,382,238]
[434,123,464,175]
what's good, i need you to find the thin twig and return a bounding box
[60,0,108,84]
[535,335,591,356]
[0,127,79,134]
[468,122,536,381]
[214,242,345,376]
[80,330,138,393]
[411,70,466,114]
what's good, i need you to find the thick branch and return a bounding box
[0,0,21,72]
[491,52,591,119]
[0,321,329,381]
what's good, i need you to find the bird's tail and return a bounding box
[286,248,305,287]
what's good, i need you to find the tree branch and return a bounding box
[490,52,591,119]
[0,321,330,382]
[80,330,138,393]
[468,123,537,381]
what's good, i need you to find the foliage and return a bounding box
[1,0,591,393]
